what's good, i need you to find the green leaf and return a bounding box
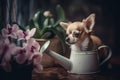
[53,19,64,28]
[25,25,30,29]
[53,5,68,28]
[33,11,45,29]
[33,11,40,28]
[56,5,66,21]
[28,19,35,29]
[34,28,42,38]
[39,27,55,39]
[56,26,66,34]
[50,18,54,25]
[43,18,55,27]
[40,32,53,39]
[43,18,49,27]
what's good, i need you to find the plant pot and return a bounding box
[36,36,67,68]
[0,62,33,80]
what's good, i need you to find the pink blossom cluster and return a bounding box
[0,24,43,73]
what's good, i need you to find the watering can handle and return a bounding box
[97,45,112,66]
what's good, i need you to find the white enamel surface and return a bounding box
[40,40,50,53]
[69,51,100,74]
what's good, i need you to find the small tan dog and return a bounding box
[60,13,103,51]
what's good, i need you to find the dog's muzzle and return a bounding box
[65,37,70,43]
[65,37,75,44]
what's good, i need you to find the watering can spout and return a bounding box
[40,40,72,70]
[46,50,72,70]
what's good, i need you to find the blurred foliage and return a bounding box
[27,4,68,53]
[28,5,67,39]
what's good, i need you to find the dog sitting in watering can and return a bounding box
[60,13,102,50]
[60,13,110,67]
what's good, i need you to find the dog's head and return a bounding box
[60,13,95,45]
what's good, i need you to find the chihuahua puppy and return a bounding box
[60,14,112,69]
[60,13,103,51]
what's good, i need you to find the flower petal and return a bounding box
[1,61,12,72]
[6,24,11,29]
[0,46,3,56]
[33,53,42,64]
[14,47,28,64]
[25,30,30,40]
[28,38,35,45]
[33,41,40,51]
[17,30,25,40]
[25,28,36,40]
[3,44,15,62]
[4,51,11,62]
[33,64,43,73]
[1,29,8,37]
[9,43,16,54]
[4,38,10,44]
[26,38,36,50]
[29,28,36,37]
[15,54,27,64]
[9,33,17,39]
[29,52,42,61]
[12,24,19,32]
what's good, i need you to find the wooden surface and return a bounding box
[32,56,120,80]
[32,67,120,80]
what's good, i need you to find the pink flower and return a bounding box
[25,38,41,61]
[0,38,16,72]
[13,47,28,64]
[0,38,15,61]
[13,38,40,65]
[0,24,44,73]
[1,24,19,39]
[0,35,7,56]
[25,38,40,54]
[3,44,15,62]
[29,52,43,73]
[17,28,36,40]
[24,38,43,73]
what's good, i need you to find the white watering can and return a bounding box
[41,41,112,74]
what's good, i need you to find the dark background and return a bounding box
[0,0,120,56]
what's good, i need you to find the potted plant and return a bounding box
[0,24,48,80]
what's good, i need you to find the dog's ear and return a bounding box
[60,22,69,30]
[83,13,95,33]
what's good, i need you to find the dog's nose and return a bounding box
[66,37,70,42]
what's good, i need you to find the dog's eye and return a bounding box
[74,32,79,37]
[65,34,68,37]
